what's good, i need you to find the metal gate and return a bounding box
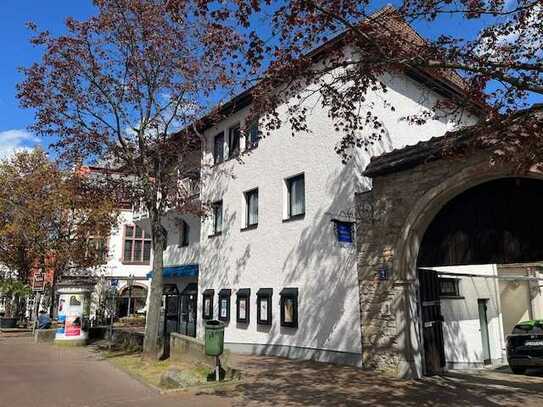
[419,268,446,375]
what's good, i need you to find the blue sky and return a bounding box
[0,1,96,158]
[0,1,530,159]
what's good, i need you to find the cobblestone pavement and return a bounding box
[2,335,543,407]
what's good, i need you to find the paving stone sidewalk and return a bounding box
[2,335,543,406]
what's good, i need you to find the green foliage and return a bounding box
[0,279,32,318]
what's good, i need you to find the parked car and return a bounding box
[507,320,543,374]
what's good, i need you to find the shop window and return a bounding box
[256,288,273,325]
[218,289,231,322]
[439,278,461,298]
[280,288,299,328]
[236,288,250,323]
[202,289,214,320]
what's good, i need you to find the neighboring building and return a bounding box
[143,9,478,367]
[433,263,543,369]
[100,208,151,318]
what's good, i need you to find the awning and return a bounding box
[146,264,199,279]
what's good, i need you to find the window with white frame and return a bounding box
[213,132,224,165]
[244,188,258,228]
[286,174,305,218]
[178,219,190,247]
[122,225,151,264]
[211,201,223,235]
[228,125,241,158]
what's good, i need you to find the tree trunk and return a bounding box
[49,268,58,318]
[143,213,166,359]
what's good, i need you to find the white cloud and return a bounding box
[0,129,41,159]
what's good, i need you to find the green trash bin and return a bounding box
[205,320,225,356]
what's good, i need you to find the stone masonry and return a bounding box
[355,138,543,378]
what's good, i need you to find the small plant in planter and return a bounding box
[0,279,32,328]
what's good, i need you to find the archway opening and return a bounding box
[117,284,148,318]
[416,177,543,374]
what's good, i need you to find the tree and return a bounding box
[18,0,241,357]
[198,0,542,169]
[0,149,119,318]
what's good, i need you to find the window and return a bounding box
[280,288,298,328]
[439,278,461,297]
[202,289,214,320]
[245,189,258,228]
[218,289,231,322]
[286,174,305,218]
[178,219,190,247]
[123,225,151,264]
[246,122,260,149]
[211,201,223,236]
[256,288,272,325]
[236,288,250,323]
[213,132,224,165]
[228,125,241,158]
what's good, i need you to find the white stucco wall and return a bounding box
[432,264,505,367]
[192,70,470,362]
[161,212,201,268]
[103,209,151,293]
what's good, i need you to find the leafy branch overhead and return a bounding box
[188,0,543,168]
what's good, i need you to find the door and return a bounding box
[419,268,446,375]
[478,299,492,365]
[179,283,198,337]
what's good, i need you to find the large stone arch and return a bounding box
[357,148,543,378]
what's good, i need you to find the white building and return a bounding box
[97,207,152,318]
[432,264,543,369]
[140,39,480,368]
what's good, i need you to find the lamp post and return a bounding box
[127,274,134,317]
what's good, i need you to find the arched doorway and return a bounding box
[415,177,543,374]
[117,284,148,318]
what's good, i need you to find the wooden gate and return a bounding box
[419,268,445,375]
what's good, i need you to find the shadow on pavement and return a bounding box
[205,355,543,406]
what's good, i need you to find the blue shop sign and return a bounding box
[335,221,354,244]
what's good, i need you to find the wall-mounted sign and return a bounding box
[218,289,231,322]
[32,272,45,292]
[257,288,272,325]
[332,219,354,245]
[202,289,214,320]
[280,288,299,328]
[236,288,250,323]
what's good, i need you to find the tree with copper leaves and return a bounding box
[18,0,242,357]
[203,0,542,169]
